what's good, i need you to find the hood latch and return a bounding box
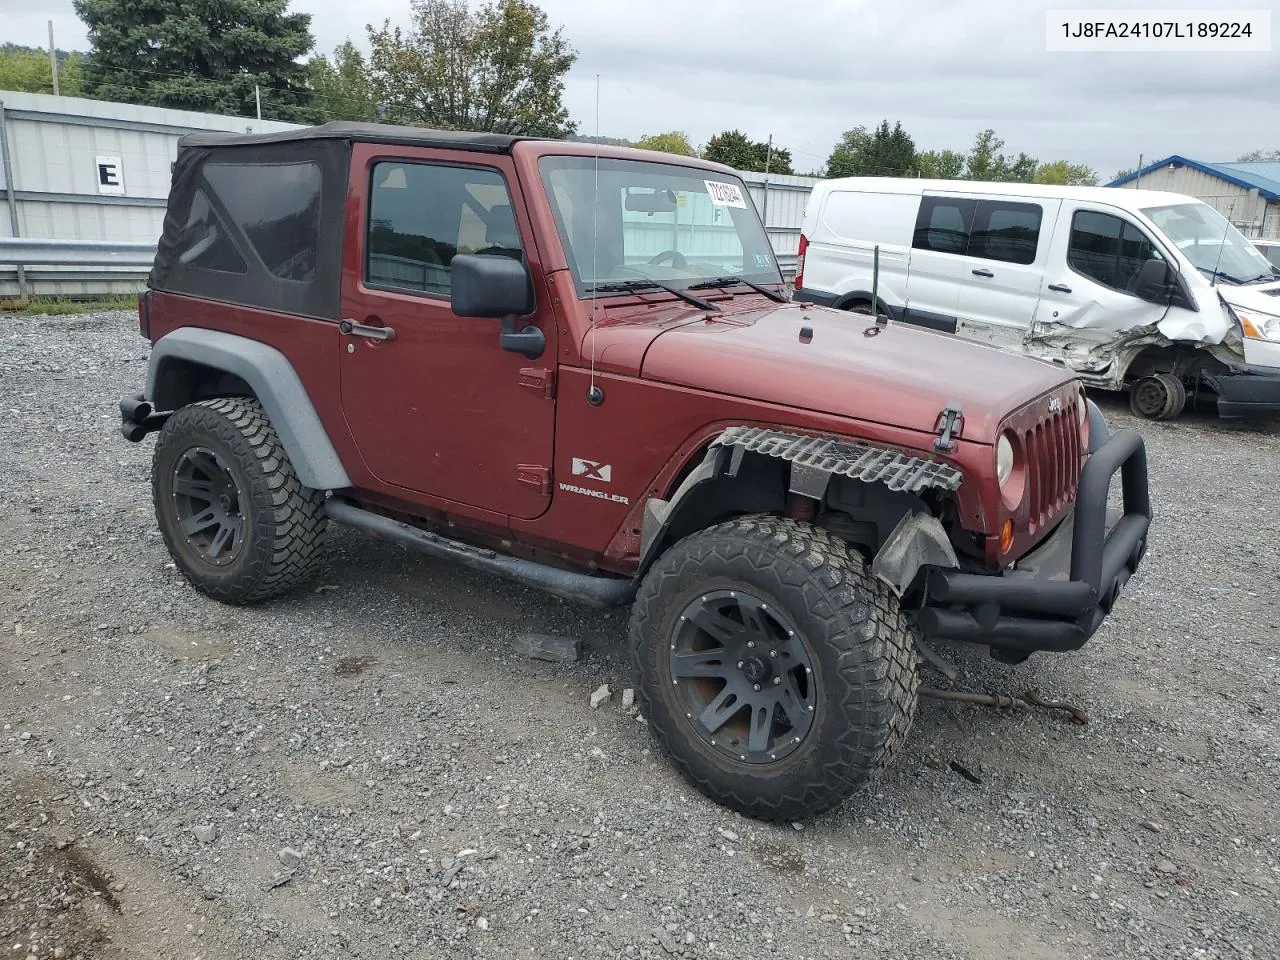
[933,402,964,453]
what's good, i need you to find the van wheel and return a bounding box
[153,397,327,604]
[1129,375,1184,420]
[630,516,918,821]
[1155,374,1186,418]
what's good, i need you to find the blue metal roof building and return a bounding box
[1107,156,1280,239]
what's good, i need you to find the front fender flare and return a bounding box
[637,425,963,575]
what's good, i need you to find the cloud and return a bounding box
[5,0,1277,176]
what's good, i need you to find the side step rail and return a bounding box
[325,500,636,608]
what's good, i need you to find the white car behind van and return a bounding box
[793,178,1280,419]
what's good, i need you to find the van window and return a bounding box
[913,197,975,255]
[366,162,521,298]
[1068,211,1162,293]
[968,200,1042,265]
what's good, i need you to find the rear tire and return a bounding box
[153,397,327,604]
[630,515,918,821]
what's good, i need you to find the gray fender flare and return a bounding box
[637,425,964,584]
[147,327,351,491]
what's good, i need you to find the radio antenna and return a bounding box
[1208,199,1234,287]
[585,74,604,406]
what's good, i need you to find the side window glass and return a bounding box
[913,197,975,255]
[177,189,247,274]
[366,162,521,297]
[969,200,1042,264]
[1069,211,1161,293]
[203,162,321,281]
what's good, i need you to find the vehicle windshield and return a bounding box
[1142,201,1280,284]
[539,156,782,298]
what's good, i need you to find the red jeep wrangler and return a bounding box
[120,122,1151,820]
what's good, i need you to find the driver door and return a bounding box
[338,144,557,520]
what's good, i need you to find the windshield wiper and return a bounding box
[587,279,720,312]
[1202,268,1245,284]
[688,275,788,304]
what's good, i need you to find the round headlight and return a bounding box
[997,433,1014,486]
[1077,390,1088,428]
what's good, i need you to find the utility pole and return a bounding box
[1135,153,1142,188]
[764,134,773,176]
[255,85,262,121]
[48,21,59,96]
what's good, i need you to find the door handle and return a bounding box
[971,268,994,278]
[340,319,396,342]
[1047,283,1072,294]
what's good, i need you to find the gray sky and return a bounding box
[6,0,1278,178]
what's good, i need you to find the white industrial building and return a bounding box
[1108,156,1280,240]
[0,89,815,297]
[0,90,298,297]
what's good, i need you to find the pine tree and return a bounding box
[73,0,322,122]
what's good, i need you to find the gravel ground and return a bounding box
[2,310,1278,960]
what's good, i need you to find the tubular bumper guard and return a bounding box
[916,428,1151,653]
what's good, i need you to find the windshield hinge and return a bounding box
[519,367,556,400]
[933,402,964,453]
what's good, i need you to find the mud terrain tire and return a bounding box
[630,515,918,821]
[153,397,327,604]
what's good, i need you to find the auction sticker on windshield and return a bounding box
[705,180,748,208]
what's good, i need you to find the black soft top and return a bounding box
[179,121,531,154]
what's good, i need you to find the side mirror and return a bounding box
[450,254,544,359]
[1134,258,1175,304]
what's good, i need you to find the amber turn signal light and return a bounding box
[1000,519,1015,554]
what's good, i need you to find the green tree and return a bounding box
[1113,167,1135,180]
[633,131,696,157]
[914,148,965,179]
[963,129,1038,182]
[1034,160,1099,186]
[0,44,84,96]
[367,0,577,137]
[73,0,321,122]
[702,130,792,174]
[825,120,916,178]
[309,41,378,121]
[1238,149,1280,162]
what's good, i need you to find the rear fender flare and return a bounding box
[147,327,350,491]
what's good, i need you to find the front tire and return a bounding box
[630,516,918,821]
[153,397,327,605]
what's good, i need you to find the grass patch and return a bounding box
[1,295,139,316]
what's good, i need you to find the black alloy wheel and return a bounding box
[669,589,817,764]
[170,446,246,566]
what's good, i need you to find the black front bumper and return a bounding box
[1205,365,1280,417]
[916,428,1151,654]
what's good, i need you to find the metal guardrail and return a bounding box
[0,238,797,280]
[0,238,158,266]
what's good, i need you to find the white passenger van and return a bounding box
[793,178,1280,419]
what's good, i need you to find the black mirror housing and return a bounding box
[451,254,533,318]
[1134,257,1175,303]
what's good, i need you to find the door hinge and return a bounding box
[516,464,551,494]
[519,367,556,400]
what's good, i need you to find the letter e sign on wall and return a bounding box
[96,156,125,195]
